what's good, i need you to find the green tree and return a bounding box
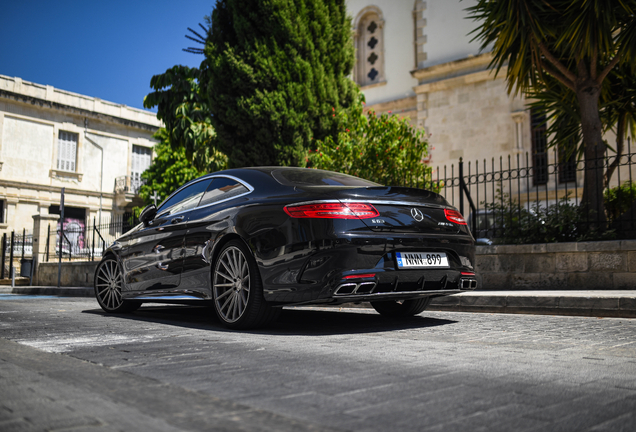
[144,65,228,172]
[203,0,359,167]
[467,0,636,226]
[138,128,205,206]
[308,97,433,188]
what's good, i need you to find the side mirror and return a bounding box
[139,204,157,226]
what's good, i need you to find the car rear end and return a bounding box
[283,185,478,305]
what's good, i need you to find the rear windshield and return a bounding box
[272,168,380,187]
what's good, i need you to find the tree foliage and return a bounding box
[308,97,433,188]
[138,128,205,206]
[528,64,636,188]
[467,0,636,226]
[203,0,359,168]
[144,65,228,173]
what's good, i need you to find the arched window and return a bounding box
[354,7,385,87]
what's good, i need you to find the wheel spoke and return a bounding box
[216,271,233,283]
[218,258,232,277]
[220,290,234,311]
[215,288,233,300]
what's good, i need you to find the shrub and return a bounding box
[307,97,434,188]
[604,182,636,222]
[482,192,615,244]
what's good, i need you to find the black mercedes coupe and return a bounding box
[95,167,478,329]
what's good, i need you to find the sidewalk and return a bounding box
[2,286,635,318]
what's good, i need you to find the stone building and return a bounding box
[345,0,629,215]
[347,0,531,171]
[0,74,161,238]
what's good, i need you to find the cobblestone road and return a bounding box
[1,297,635,431]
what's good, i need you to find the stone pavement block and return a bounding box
[429,295,459,306]
[578,242,618,252]
[541,273,568,289]
[589,253,626,272]
[628,252,636,272]
[525,254,555,273]
[613,273,636,290]
[546,242,577,253]
[475,255,498,272]
[556,253,588,272]
[505,295,559,309]
[480,273,511,290]
[497,255,525,273]
[558,296,619,311]
[619,297,636,312]
[511,273,543,290]
[619,240,636,251]
[567,272,613,290]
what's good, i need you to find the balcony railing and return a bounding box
[114,176,144,195]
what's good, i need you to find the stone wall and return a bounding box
[36,261,98,287]
[477,240,636,290]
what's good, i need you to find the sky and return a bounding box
[0,0,216,111]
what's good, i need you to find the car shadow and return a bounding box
[83,304,457,336]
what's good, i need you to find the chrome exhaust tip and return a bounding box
[334,281,377,296]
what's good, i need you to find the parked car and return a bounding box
[94,167,478,329]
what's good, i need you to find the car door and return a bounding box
[120,179,211,293]
[180,176,253,293]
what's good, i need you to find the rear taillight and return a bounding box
[284,202,379,219]
[444,208,467,225]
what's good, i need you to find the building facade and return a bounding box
[345,0,628,214]
[347,0,530,171]
[0,75,161,237]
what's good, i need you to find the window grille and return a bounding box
[57,131,78,172]
[356,11,384,86]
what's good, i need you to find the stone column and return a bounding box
[32,214,60,285]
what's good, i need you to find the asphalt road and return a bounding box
[1,296,635,432]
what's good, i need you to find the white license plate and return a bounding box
[396,252,449,269]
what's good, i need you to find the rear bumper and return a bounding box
[330,289,462,304]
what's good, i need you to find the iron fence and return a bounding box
[414,139,636,243]
[1,229,33,279]
[48,214,140,262]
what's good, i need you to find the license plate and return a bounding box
[396,252,449,269]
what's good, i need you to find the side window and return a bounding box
[158,180,211,216]
[198,177,249,208]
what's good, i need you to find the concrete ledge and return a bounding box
[429,291,636,318]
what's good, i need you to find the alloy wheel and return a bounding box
[214,246,250,323]
[95,259,124,311]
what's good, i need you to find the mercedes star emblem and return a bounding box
[410,207,424,222]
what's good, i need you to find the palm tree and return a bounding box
[467,0,636,227]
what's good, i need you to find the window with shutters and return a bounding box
[56,131,78,172]
[354,8,385,87]
[131,145,152,194]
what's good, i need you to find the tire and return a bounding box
[370,297,431,318]
[212,240,280,329]
[94,257,141,313]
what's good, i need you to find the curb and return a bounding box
[3,287,635,318]
[428,291,636,318]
